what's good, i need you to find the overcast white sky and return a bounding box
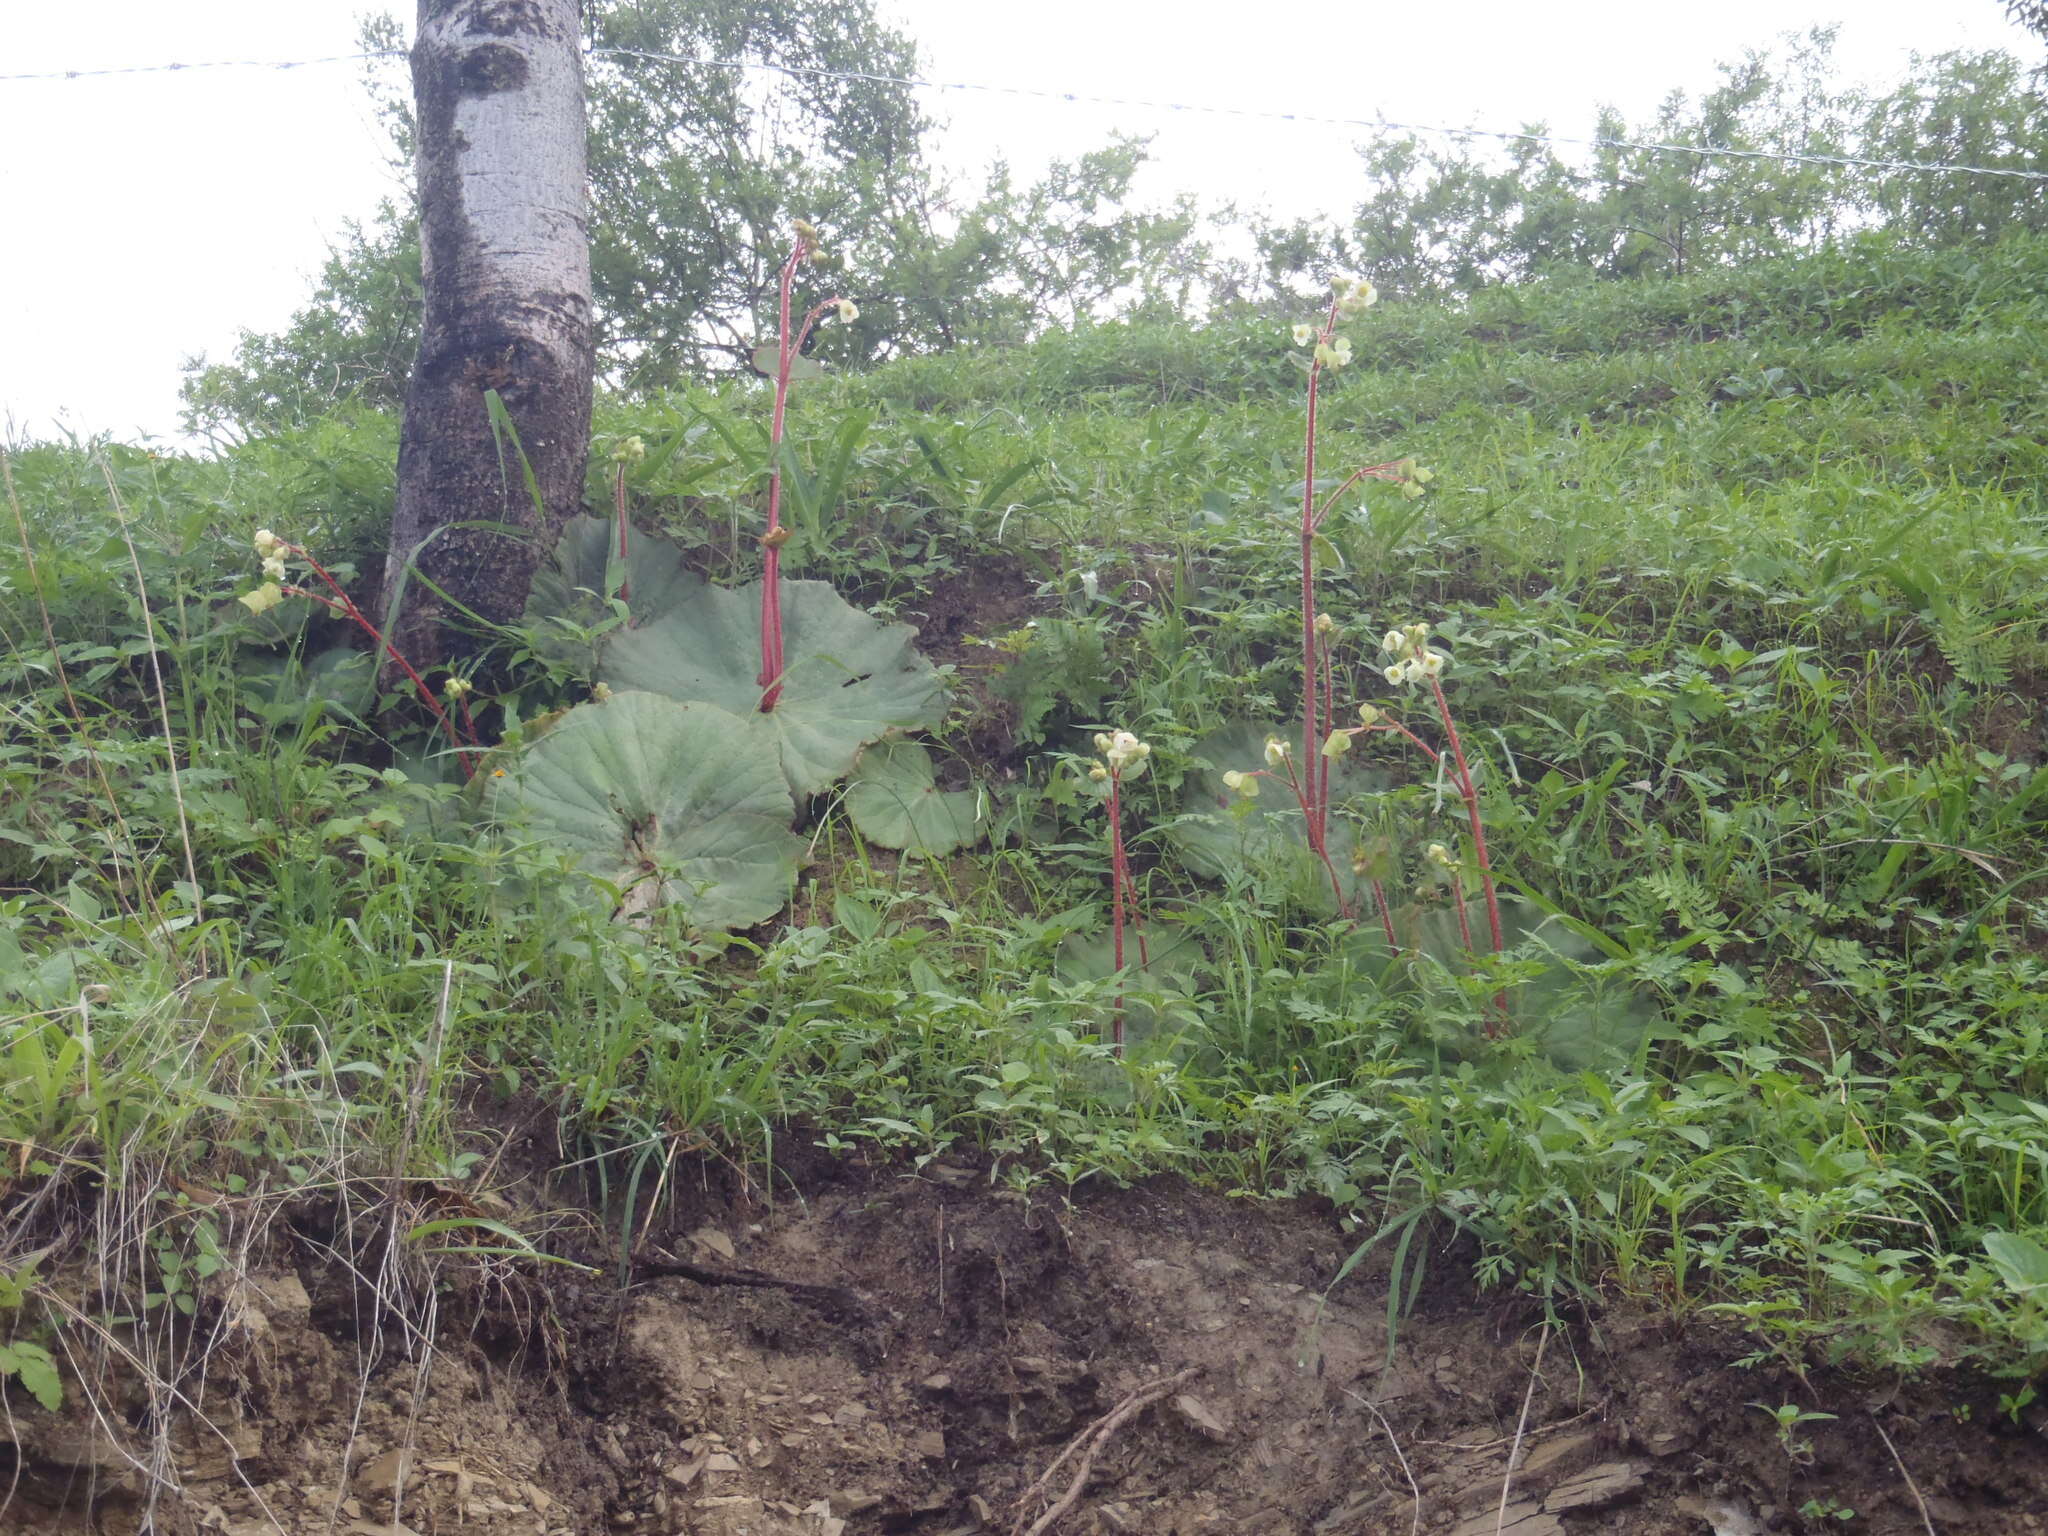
[0,1,2034,444]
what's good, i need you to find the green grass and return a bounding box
[4,230,2046,1393]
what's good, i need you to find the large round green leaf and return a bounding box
[598,577,946,797]
[844,741,986,855]
[482,691,803,931]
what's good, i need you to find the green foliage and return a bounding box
[992,616,1112,745]
[11,232,2048,1386]
[0,1257,61,1412]
[0,1338,61,1413]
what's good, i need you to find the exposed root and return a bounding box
[1343,1387,1423,1536]
[1008,1366,1199,1536]
[1494,1326,1552,1536]
[1871,1412,1939,1536]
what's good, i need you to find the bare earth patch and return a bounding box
[6,1162,2043,1536]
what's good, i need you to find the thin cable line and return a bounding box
[5,43,2045,184]
[0,51,401,81]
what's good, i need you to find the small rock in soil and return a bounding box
[1542,1461,1645,1513]
[352,1448,413,1493]
[690,1227,737,1262]
[1172,1393,1231,1442]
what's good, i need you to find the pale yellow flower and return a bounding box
[1292,323,1315,347]
[239,582,284,615]
[836,299,859,323]
[1321,729,1352,758]
[1357,703,1381,727]
[1263,735,1291,767]
[1345,278,1379,311]
[1426,842,1454,867]
[1105,730,1150,772]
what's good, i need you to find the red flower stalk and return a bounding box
[1094,730,1153,1055]
[758,225,854,713]
[253,535,478,778]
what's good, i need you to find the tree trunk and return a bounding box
[385,0,593,680]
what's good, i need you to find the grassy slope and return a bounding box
[3,231,2046,1384]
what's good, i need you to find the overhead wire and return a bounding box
[4,43,2044,183]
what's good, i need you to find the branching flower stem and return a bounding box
[1093,731,1153,1055]
[279,542,477,778]
[1347,707,1502,957]
[1340,670,1508,1030]
[758,231,851,713]
[1252,754,1356,924]
[1105,766,1139,1053]
[1427,677,1504,957]
[1298,292,1338,836]
[1294,293,1421,888]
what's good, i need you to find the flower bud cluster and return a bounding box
[1291,277,1378,371]
[1093,730,1151,776]
[241,528,292,614]
[1379,622,1450,687]
[1393,457,1437,501]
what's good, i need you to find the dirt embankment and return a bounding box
[6,1160,2043,1536]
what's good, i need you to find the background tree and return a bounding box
[386,0,593,675]
[1249,30,2045,305]
[180,0,1209,438]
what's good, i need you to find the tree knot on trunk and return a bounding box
[459,43,530,95]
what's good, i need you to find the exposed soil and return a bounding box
[7,1155,2044,1536]
[901,558,1050,775]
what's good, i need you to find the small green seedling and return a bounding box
[1750,1400,1836,1464]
